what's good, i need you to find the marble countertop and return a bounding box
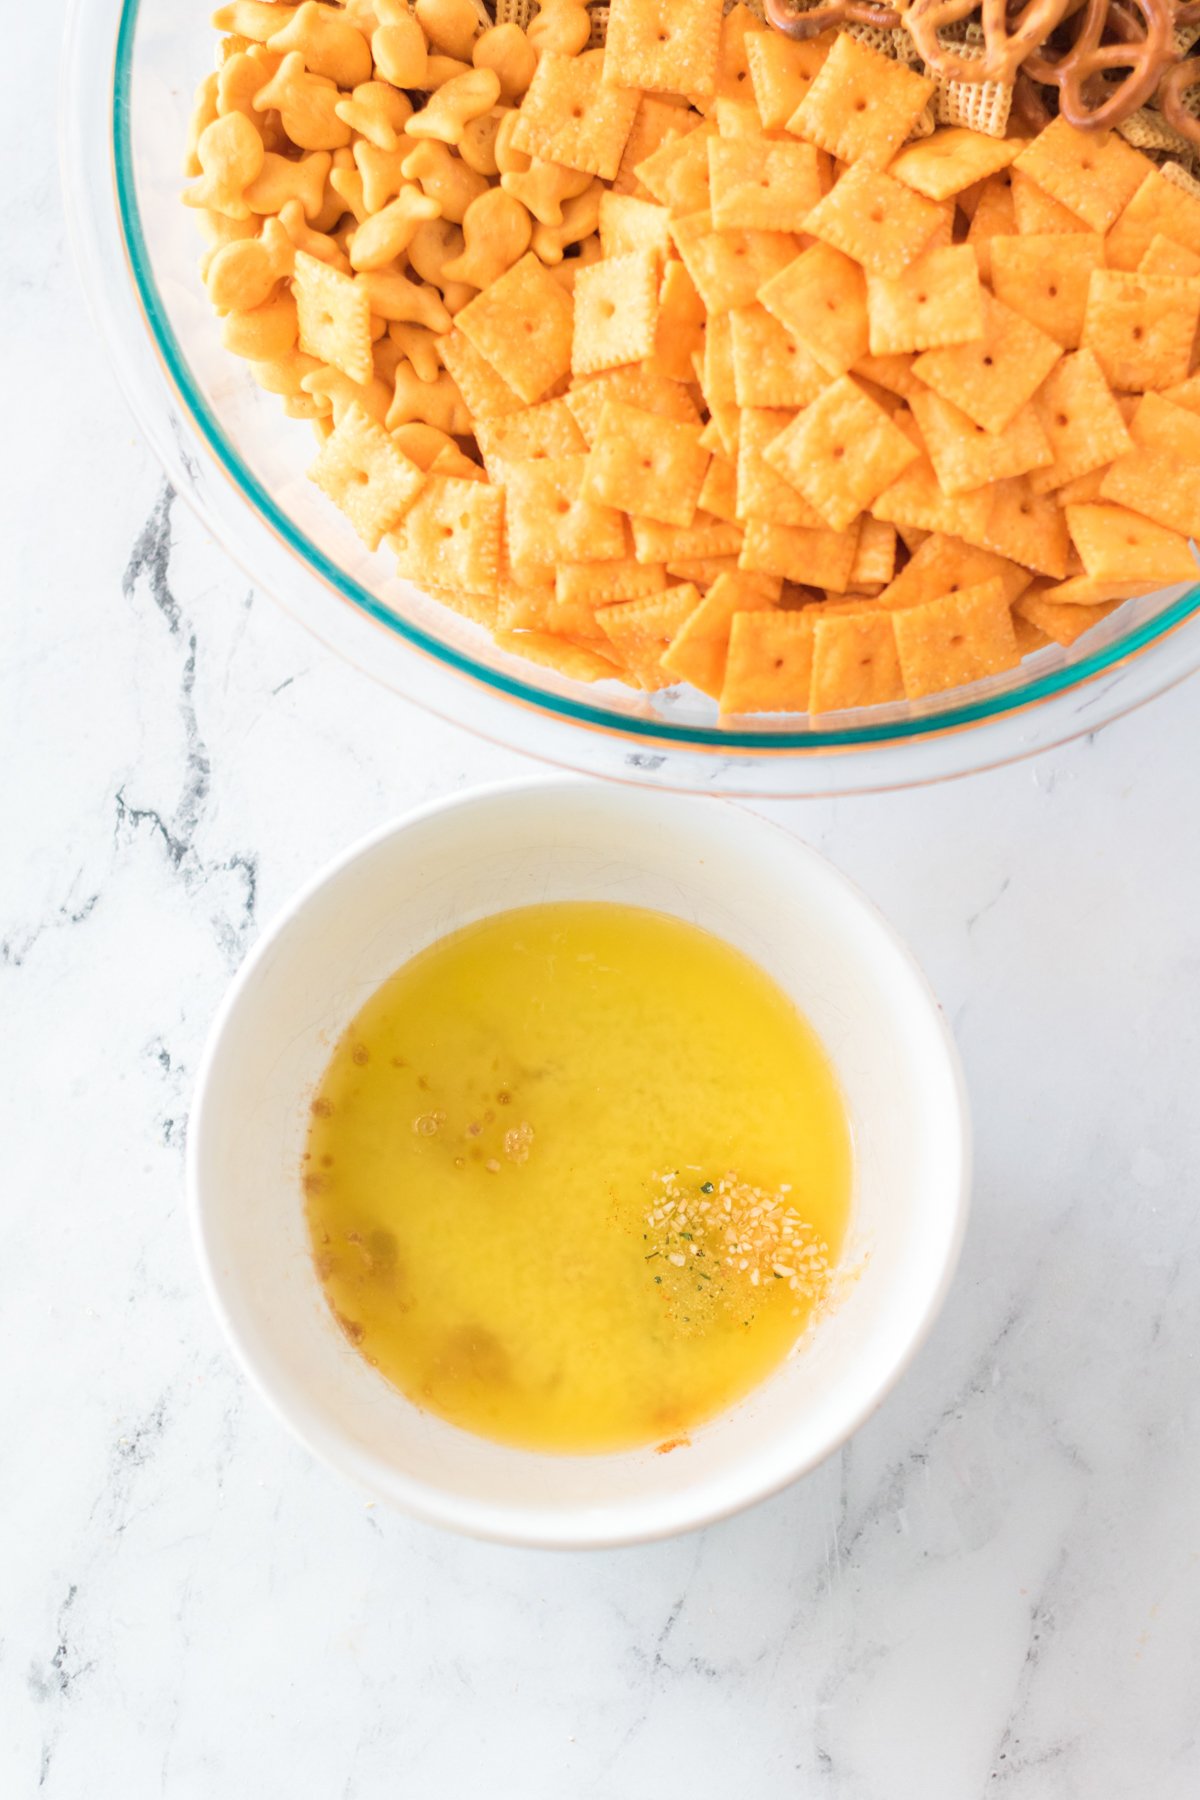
[8,27,1200,1794]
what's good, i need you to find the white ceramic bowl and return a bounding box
[188,780,970,1547]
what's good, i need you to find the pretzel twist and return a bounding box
[904,0,1075,83]
[1024,0,1178,130]
[763,0,901,43]
[1160,52,1200,144]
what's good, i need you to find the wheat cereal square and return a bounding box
[866,243,983,355]
[511,50,639,179]
[456,253,574,403]
[803,164,945,280]
[1081,270,1200,393]
[913,291,1062,434]
[787,33,933,169]
[989,233,1104,350]
[759,242,869,377]
[764,376,919,530]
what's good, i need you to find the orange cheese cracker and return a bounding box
[988,232,1104,351]
[787,33,933,171]
[759,242,869,377]
[603,0,723,100]
[659,571,777,697]
[763,376,919,531]
[913,291,1061,434]
[720,610,816,714]
[866,244,984,355]
[456,252,574,403]
[891,576,1021,698]
[809,609,903,712]
[803,164,945,280]
[582,400,710,526]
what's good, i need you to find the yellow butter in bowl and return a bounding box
[304,901,852,1454]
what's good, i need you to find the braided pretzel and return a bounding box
[763,0,901,42]
[1160,54,1200,145]
[904,0,1075,83]
[1024,0,1177,130]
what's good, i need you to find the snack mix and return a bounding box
[184,0,1200,717]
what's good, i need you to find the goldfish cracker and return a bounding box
[222,288,299,359]
[530,178,600,264]
[386,361,473,433]
[441,187,532,284]
[330,151,370,224]
[302,363,394,425]
[334,80,412,149]
[284,391,327,419]
[211,2,299,45]
[194,207,259,255]
[182,112,265,219]
[526,0,590,59]
[423,54,476,90]
[217,46,282,127]
[500,157,590,226]
[360,268,454,330]
[252,53,350,151]
[407,216,465,286]
[415,0,482,62]
[457,106,506,176]
[354,139,411,211]
[390,421,461,468]
[472,23,536,100]
[248,348,324,394]
[267,2,373,87]
[348,186,442,269]
[185,72,220,175]
[387,322,445,382]
[312,413,336,445]
[342,0,381,35]
[547,232,603,293]
[243,148,332,218]
[400,140,489,221]
[204,225,290,312]
[278,197,353,271]
[371,13,428,88]
[494,106,531,177]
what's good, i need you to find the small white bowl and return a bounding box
[188,779,970,1548]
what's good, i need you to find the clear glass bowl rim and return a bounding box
[97,0,1200,765]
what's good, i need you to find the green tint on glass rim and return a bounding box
[68,0,1200,790]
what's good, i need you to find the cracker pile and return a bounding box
[185,2,1200,717]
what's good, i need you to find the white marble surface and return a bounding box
[7,32,1200,1797]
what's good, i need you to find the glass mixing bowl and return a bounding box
[62,0,1200,794]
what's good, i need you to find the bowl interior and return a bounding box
[97,0,1200,782]
[191,782,968,1544]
